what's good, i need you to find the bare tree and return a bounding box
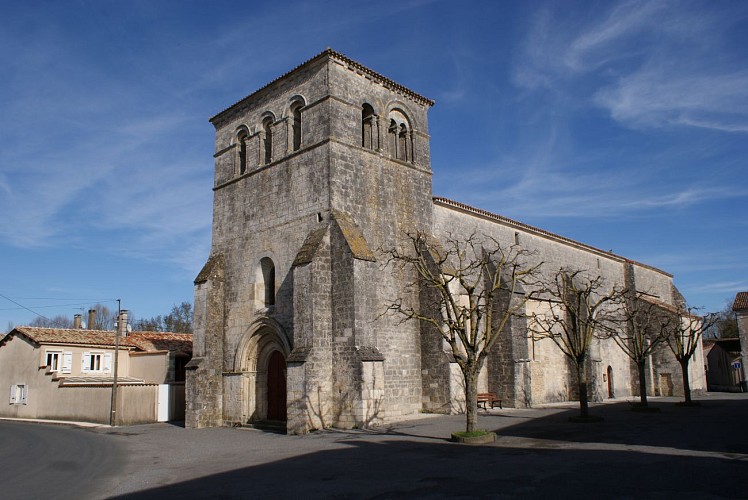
[665,305,716,405]
[133,302,193,333]
[529,269,623,419]
[30,315,74,328]
[89,304,116,330]
[384,231,541,433]
[163,302,193,333]
[606,293,670,408]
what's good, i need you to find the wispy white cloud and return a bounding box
[513,0,748,134]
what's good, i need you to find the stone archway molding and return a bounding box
[232,316,291,373]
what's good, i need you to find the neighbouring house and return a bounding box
[732,292,748,390]
[1,311,192,425]
[703,338,745,392]
[187,49,704,433]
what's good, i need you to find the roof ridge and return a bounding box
[432,196,672,277]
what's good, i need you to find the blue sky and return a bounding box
[1,0,746,330]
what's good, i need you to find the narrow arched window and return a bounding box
[387,109,413,163]
[362,104,375,149]
[263,117,273,164]
[291,102,302,151]
[389,119,398,158]
[260,257,276,306]
[237,129,249,175]
[398,124,408,161]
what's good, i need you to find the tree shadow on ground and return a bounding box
[112,436,745,499]
[485,397,748,456]
[112,397,747,499]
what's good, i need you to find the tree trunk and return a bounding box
[680,357,692,404]
[638,360,648,407]
[464,369,479,433]
[576,363,589,418]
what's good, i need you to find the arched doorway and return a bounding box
[266,350,287,421]
[232,319,290,424]
[607,365,614,398]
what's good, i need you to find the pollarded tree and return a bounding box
[529,269,623,419]
[384,231,542,433]
[606,293,670,408]
[665,305,716,405]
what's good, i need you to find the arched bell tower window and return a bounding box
[388,119,398,157]
[290,101,302,151]
[237,129,249,175]
[262,116,273,164]
[362,104,376,150]
[398,124,408,162]
[258,257,276,307]
[387,109,413,163]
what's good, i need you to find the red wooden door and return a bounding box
[266,351,287,421]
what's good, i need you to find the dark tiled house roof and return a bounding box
[732,292,748,311]
[126,332,193,357]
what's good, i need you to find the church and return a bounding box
[185,49,705,433]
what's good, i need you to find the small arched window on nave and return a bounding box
[262,116,273,164]
[362,104,376,150]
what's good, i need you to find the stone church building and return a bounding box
[186,49,705,433]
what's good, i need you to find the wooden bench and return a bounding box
[477,392,502,410]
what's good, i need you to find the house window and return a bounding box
[45,351,61,371]
[82,352,112,373]
[9,384,27,405]
[89,353,102,371]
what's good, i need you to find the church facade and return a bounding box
[186,50,705,433]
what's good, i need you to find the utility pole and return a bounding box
[110,300,125,426]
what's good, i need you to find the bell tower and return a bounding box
[186,50,434,432]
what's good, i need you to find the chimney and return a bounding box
[88,309,96,330]
[117,310,129,338]
[73,314,82,329]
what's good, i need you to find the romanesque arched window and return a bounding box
[237,129,249,175]
[398,124,408,162]
[290,101,303,151]
[362,104,376,150]
[387,109,412,163]
[262,116,273,164]
[388,119,398,158]
[259,257,276,307]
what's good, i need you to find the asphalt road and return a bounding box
[0,421,124,499]
[1,393,747,499]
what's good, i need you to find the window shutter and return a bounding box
[62,352,73,374]
[9,385,16,404]
[82,352,91,372]
[103,353,112,372]
[20,386,27,405]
